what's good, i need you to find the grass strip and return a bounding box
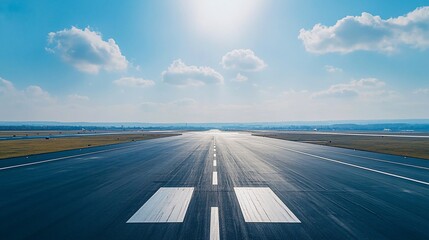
[254,132,429,160]
[0,133,179,159]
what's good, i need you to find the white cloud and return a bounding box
[140,98,198,119]
[299,7,429,54]
[324,65,343,73]
[235,73,248,82]
[0,78,57,120]
[26,85,51,100]
[0,78,139,121]
[2,77,427,122]
[0,78,15,94]
[47,26,128,73]
[313,78,386,98]
[162,59,224,86]
[142,98,197,108]
[221,49,266,71]
[414,88,429,94]
[170,98,197,106]
[0,78,53,102]
[68,94,90,101]
[114,77,155,87]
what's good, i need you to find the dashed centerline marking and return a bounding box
[210,207,220,240]
[214,153,216,157]
[213,172,218,185]
[213,160,217,167]
[234,187,300,223]
[127,187,194,223]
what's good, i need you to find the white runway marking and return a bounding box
[0,145,136,171]
[333,151,429,170]
[210,207,220,240]
[234,187,300,223]
[127,187,194,223]
[214,149,216,152]
[213,172,218,185]
[281,147,429,186]
[213,160,217,167]
[289,131,429,138]
[214,153,216,157]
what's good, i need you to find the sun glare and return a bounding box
[185,0,265,40]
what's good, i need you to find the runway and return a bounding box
[0,131,428,239]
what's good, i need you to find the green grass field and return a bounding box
[253,132,429,160]
[0,133,179,159]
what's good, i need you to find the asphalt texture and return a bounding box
[0,131,428,240]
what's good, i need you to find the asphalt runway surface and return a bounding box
[0,131,428,239]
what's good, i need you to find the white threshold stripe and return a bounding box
[213,160,217,167]
[127,187,194,223]
[0,144,138,171]
[234,187,300,223]
[333,151,429,171]
[210,207,220,240]
[213,172,218,185]
[281,147,429,186]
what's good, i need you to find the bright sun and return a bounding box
[185,0,265,40]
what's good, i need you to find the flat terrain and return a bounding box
[253,131,429,160]
[0,131,428,239]
[0,130,150,141]
[0,133,179,159]
[0,130,101,137]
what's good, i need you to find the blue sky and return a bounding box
[0,0,428,122]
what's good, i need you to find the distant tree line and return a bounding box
[1,123,429,132]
